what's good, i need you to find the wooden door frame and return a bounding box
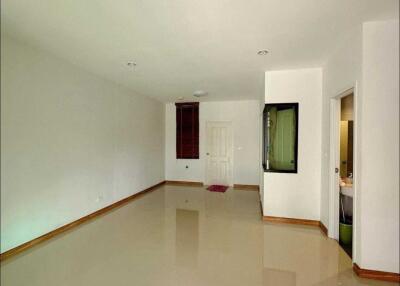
[205,121,234,186]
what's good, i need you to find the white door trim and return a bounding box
[205,121,233,186]
[328,83,359,263]
[328,96,341,239]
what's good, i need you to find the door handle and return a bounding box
[335,167,339,173]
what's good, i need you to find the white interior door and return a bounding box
[205,121,233,186]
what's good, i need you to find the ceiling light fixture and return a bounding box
[257,50,269,55]
[193,90,208,98]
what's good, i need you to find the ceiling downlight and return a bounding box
[193,90,208,98]
[257,50,269,55]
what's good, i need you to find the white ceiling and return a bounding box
[1,0,398,102]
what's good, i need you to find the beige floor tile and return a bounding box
[1,185,397,286]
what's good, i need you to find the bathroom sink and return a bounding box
[340,185,353,197]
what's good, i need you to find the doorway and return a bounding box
[205,121,233,186]
[339,93,354,257]
[329,87,357,261]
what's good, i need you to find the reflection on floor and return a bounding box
[340,240,353,259]
[0,185,396,286]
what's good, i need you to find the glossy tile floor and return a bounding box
[1,185,398,286]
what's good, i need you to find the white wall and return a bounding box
[321,26,363,262]
[0,36,165,253]
[259,89,265,205]
[321,20,399,273]
[263,68,322,221]
[359,20,399,273]
[165,100,260,185]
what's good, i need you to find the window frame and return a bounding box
[262,102,299,173]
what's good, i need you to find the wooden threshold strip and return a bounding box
[0,181,166,262]
[353,263,400,282]
[165,180,203,187]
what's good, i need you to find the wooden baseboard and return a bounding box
[353,263,400,282]
[319,221,328,236]
[262,217,398,282]
[262,216,328,236]
[0,181,166,262]
[233,184,259,191]
[165,180,204,187]
[263,215,320,227]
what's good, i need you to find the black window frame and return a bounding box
[262,103,299,173]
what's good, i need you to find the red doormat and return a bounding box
[207,185,228,193]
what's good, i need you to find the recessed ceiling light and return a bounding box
[127,62,137,67]
[193,90,208,97]
[257,50,269,55]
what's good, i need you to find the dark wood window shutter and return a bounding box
[176,102,199,159]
